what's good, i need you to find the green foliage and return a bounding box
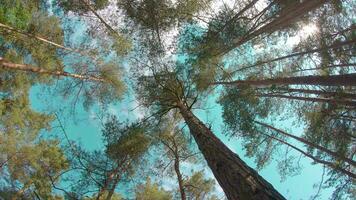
[58,0,110,13]
[119,0,210,32]
[184,171,216,200]
[135,177,172,200]
[103,116,151,162]
[219,85,270,135]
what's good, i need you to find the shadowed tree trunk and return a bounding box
[176,101,286,200]
[214,73,356,87]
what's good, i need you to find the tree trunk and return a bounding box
[0,22,83,55]
[291,63,356,73]
[0,57,106,83]
[254,121,356,167]
[271,88,356,99]
[257,94,356,107]
[220,0,327,56]
[257,131,356,179]
[231,39,356,74]
[176,102,286,200]
[174,157,187,200]
[214,73,356,87]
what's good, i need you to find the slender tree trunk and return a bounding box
[258,92,356,105]
[214,73,356,87]
[254,121,356,167]
[257,131,356,179]
[176,101,286,200]
[0,57,106,83]
[257,94,356,107]
[271,88,356,99]
[105,175,121,200]
[174,157,187,200]
[220,0,327,56]
[80,0,121,38]
[292,63,356,73]
[231,39,356,74]
[0,22,84,55]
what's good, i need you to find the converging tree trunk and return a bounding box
[269,88,356,99]
[257,131,356,179]
[254,121,356,167]
[220,0,328,56]
[0,57,106,83]
[176,101,286,200]
[0,22,83,55]
[214,73,356,87]
[231,39,356,74]
[257,94,356,107]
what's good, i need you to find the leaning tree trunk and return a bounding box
[214,73,356,87]
[176,101,286,200]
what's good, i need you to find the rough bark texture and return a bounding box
[214,73,356,87]
[177,102,286,200]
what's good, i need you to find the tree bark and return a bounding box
[177,101,286,200]
[254,121,356,167]
[214,73,356,87]
[258,93,356,107]
[0,57,106,83]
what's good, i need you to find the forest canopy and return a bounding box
[0,0,355,199]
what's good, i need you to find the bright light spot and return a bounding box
[286,23,318,47]
[299,23,318,39]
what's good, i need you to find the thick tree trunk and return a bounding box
[177,102,286,200]
[258,94,356,107]
[0,57,106,83]
[254,121,356,167]
[174,157,187,200]
[214,73,356,87]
